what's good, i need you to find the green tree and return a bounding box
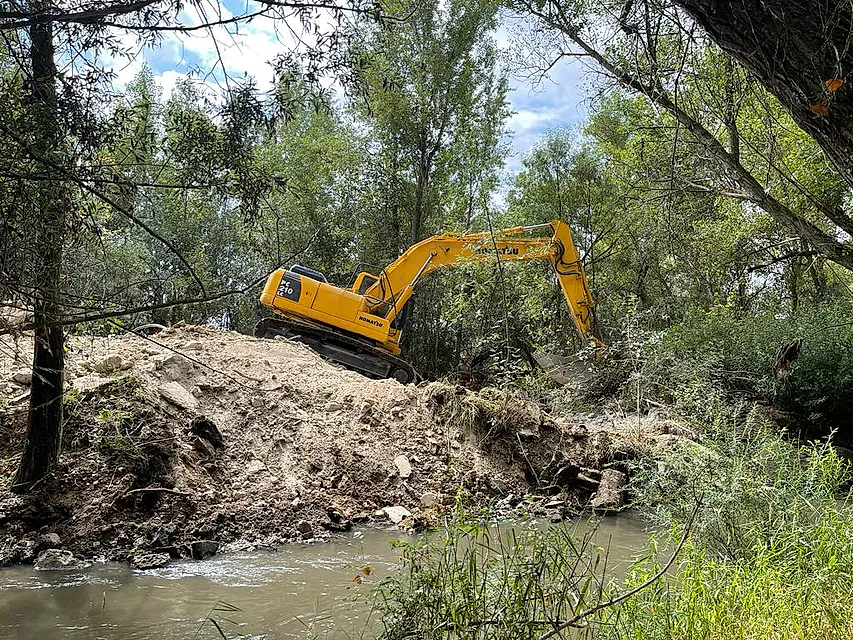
[0,0,392,492]
[351,0,511,374]
[510,0,853,272]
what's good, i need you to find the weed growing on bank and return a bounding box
[373,501,622,640]
[612,507,853,640]
[610,411,853,639]
[372,407,853,640]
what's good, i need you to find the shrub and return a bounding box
[373,503,620,640]
[595,300,853,438]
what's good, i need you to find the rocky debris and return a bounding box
[131,552,170,570]
[378,506,412,524]
[191,540,219,559]
[151,523,178,550]
[153,353,193,381]
[0,323,663,568]
[158,381,199,411]
[591,469,627,513]
[245,460,266,475]
[323,505,352,532]
[34,549,83,570]
[72,375,112,392]
[420,491,442,508]
[94,354,124,374]
[1,538,36,566]
[11,370,31,385]
[193,437,216,457]
[35,532,61,552]
[184,341,203,351]
[394,455,413,479]
[189,415,224,450]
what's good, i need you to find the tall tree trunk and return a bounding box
[12,12,65,493]
[401,142,430,357]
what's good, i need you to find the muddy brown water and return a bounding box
[0,515,650,640]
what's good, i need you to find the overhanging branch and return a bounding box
[515,0,853,272]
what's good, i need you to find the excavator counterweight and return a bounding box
[256,220,603,383]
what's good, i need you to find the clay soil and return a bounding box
[0,324,667,566]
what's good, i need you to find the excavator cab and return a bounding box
[289,264,328,283]
[352,272,379,295]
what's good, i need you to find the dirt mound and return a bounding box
[0,324,664,566]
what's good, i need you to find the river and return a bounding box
[0,514,650,639]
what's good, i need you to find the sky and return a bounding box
[106,1,594,180]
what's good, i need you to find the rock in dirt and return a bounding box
[191,540,219,559]
[11,370,31,385]
[184,341,203,351]
[379,506,412,524]
[591,469,627,513]
[131,552,170,570]
[72,375,112,392]
[296,520,313,536]
[35,532,61,552]
[94,354,123,374]
[34,549,83,570]
[394,455,412,479]
[189,415,224,449]
[246,459,266,475]
[153,353,192,380]
[159,381,199,411]
[420,491,442,508]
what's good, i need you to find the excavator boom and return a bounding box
[257,220,603,382]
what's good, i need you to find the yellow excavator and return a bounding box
[256,220,602,383]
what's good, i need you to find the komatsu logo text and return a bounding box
[472,245,519,255]
[359,316,384,327]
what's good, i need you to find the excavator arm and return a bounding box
[257,220,603,383]
[359,221,602,347]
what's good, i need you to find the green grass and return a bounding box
[614,507,853,639]
[610,416,853,640]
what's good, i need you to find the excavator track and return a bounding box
[254,316,419,384]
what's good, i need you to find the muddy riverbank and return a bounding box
[0,325,691,569]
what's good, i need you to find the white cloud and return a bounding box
[155,70,184,97]
[99,5,594,186]
[503,61,589,176]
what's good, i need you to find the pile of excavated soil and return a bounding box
[0,324,689,567]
